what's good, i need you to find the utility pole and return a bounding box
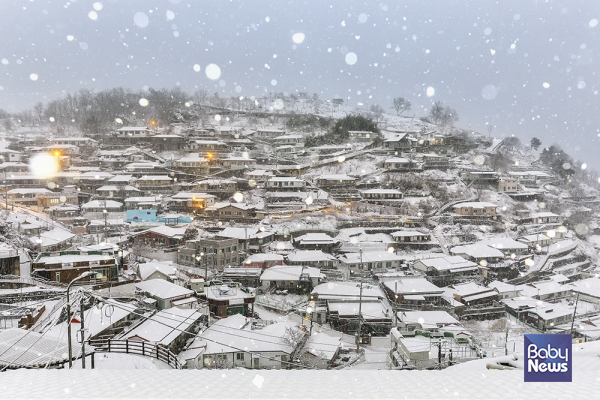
[80,296,86,369]
[570,291,580,335]
[204,251,208,281]
[504,325,509,356]
[394,281,398,328]
[103,209,108,243]
[356,248,364,353]
[438,339,442,370]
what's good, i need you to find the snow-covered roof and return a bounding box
[414,256,479,272]
[398,311,459,326]
[125,196,162,203]
[138,175,172,181]
[305,332,341,360]
[29,228,75,248]
[477,238,529,251]
[383,133,409,141]
[260,265,324,282]
[175,155,209,162]
[135,279,194,300]
[382,277,444,295]
[243,253,284,264]
[528,212,561,219]
[7,188,51,195]
[217,227,274,240]
[294,232,336,244]
[222,156,256,161]
[131,225,187,239]
[316,174,356,181]
[107,174,136,182]
[97,185,140,192]
[267,177,304,182]
[338,251,403,264]
[122,307,202,346]
[117,126,149,131]
[384,157,410,163]
[448,282,493,297]
[452,202,497,209]
[449,243,504,259]
[312,281,384,301]
[81,200,123,209]
[568,277,600,298]
[361,189,403,194]
[205,202,253,211]
[328,301,390,320]
[79,171,115,179]
[137,260,178,281]
[286,250,337,263]
[391,230,429,237]
[199,320,295,355]
[89,219,126,226]
[488,280,521,294]
[171,192,216,200]
[0,328,93,368]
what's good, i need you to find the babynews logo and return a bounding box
[524,334,572,382]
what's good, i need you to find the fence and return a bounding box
[87,338,182,369]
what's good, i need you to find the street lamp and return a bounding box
[306,303,315,335]
[66,271,97,369]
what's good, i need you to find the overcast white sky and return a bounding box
[1,0,599,167]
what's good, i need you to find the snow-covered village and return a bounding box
[2,1,600,399]
[1,87,600,388]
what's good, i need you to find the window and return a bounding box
[236,353,244,360]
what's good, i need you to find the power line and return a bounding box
[0,290,84,371]
[86,291,317,370]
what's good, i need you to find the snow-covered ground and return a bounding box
[3,340,600,398]
[72,353,172,370]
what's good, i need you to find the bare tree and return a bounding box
[428,101,458,132]
[194,89,209,105]
[282,325,307,350]
[499,136,522,155]
[391,97,412,116]
[33,102,44,124]
[369,104,385,125]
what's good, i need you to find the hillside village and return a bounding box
[1,93,600,372]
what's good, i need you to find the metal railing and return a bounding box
[87,338,182,369]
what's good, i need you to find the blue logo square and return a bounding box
[524,334,572,382]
